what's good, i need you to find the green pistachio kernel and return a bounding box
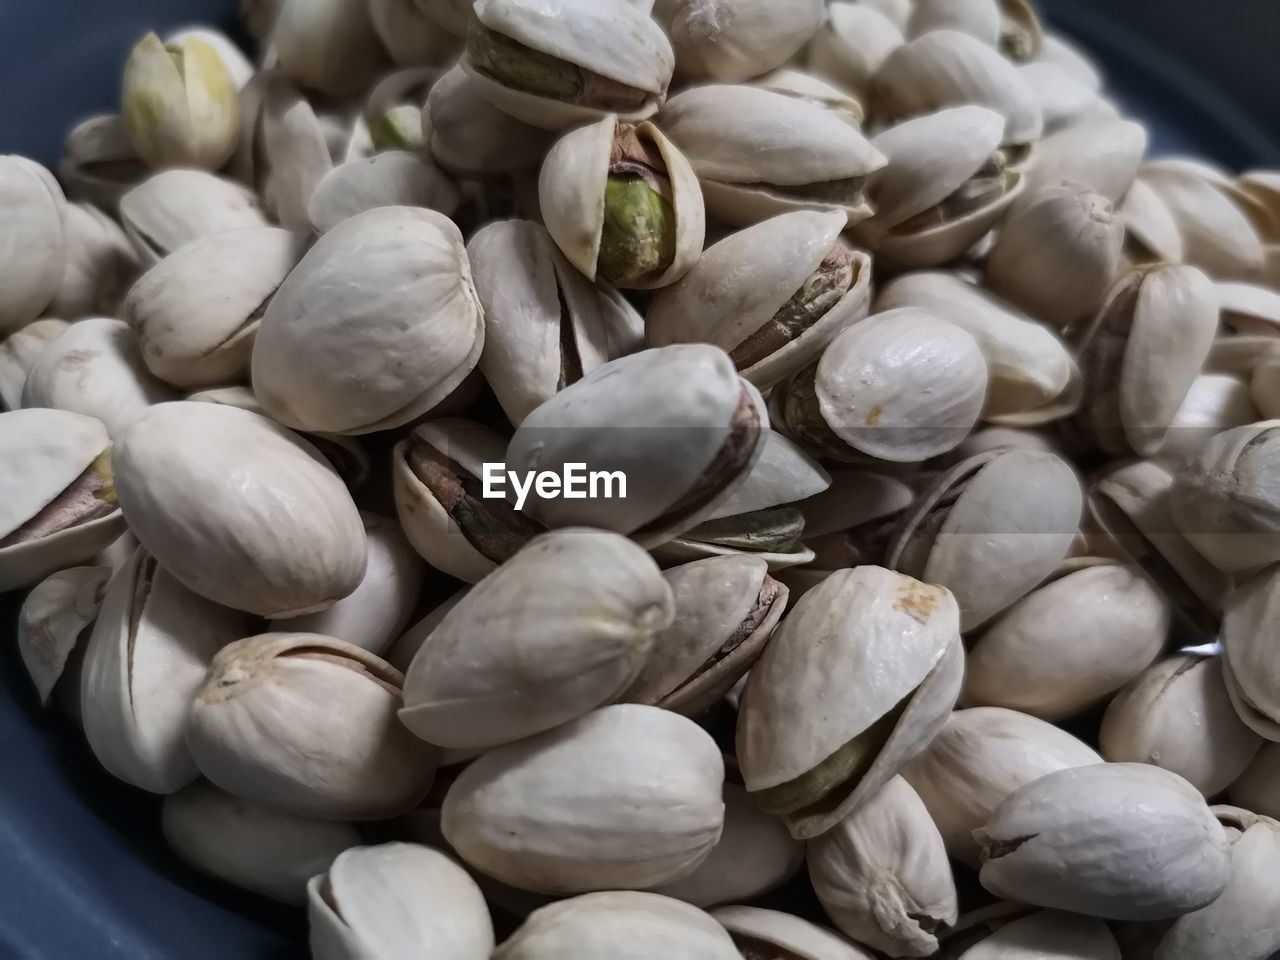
[89,449,117,506]
[598,174,676,288]
[686,507,806,553]
[370,105,425,152]
[466,20,582,101]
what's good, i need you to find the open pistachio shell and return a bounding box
[120,168,268,266]
[1018,59,1099,132]
[307,152,461,234]
[956,911,1119,960]
[1143,160,1265,280]
[1120,177,1186,264]
[50,202,139,320]
[908,0,1001,47]
[1222,566,1280,741]
[18,566,110,705]
[712,906,876,960]
[658,0,825,83]
[426,65,554,176]
[808,3,905,95]
[0,318,69,411]
[369,0,460,66]
[1026,118,1148,203]
[58,114,148,211]
[272,0,388,96]
[0,155,67,333]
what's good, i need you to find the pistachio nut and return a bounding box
[257,74,335,231]
[463,0,675,130]
[401,529,673,749]
[50,202,140,320]
[425,65,554,177]
[539,115,704,289]
[648,211,872,389]
[792,470,916,582]
[506,344,767,548]
[908,0,1001,49]
[656,0,825,83]
[164,26,254,89]
[119,168,268,266]
[0,408,126,592]
[307,843,494,960]
[1120,176,1186,265]
[1026,118,1149,203]
[469,218,645,426]
[620,555,785,715]
[653,781,804,908]
[364,67,439,152]
[1142,159,1265,280]
[1159,373,1259,464]
[951,425,1063,460]
[1037,32,1103,90]
[188,632,436,819]
[1230,742,1280,820]
[955,910,1120,960]
[1218,279,1280,337]
[442,704,725,892]
[1016,59,1099,134]
[58,113,148,211]
[112,402,366,617]
[986,180,1124,328]
[272,0,388,96]
[877,271,1080,424]
[252,206,484,435]
[163,779,359,905]
[963,562,1170,720]
[975,763,1232,921]
[306,153,461,235]
[1073,264,1218,457]
[738,566,963,839]
[271,513,425,658]
[1250,347,1280,416]
[1101,656,1264,796]
[873,30,1043,148]
[856,107,1025,269]
[17,566,110,705]
[493,891,742,960]
[0,155,67,333]
[658,84,887,227]
[1222,565,1280,740]
[385,587,467,675]
[81,545,250,794]
[780,308,989,463]
[901,706,1102,865]
[808,775,959,956]
[122,32,240,171]
[0,317,69,411]
[369,0,460,67]
[712,905,877,960]
[808,3,905,95]
[887,449,1083,631]
[752,68,867,126]
[124,226,304,388]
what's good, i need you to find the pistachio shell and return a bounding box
[258,75,335,231]
[273,0,388,96]
[1027,118,1148,202]
[369,0,460,66]
[385,588,467,674]
[752,68,866,125]
[308,152,461,234]
[119,169,268,266]
[17,566,110,704]
[0,318,69,411]
[0,155,67,333]
[1017,60,1098,133]
[1231,742,1280,820]
[58,114,148,211]
[798,469,915,540]
[712,906,875,960]
[50,203,140,319]
[1120,177,1185,263]
[426,65,554,176]
[1037,34,1103,92]
[1143,162,1265,280]
[1222,566,1280,740]
[165,26,255,89]
[956,911,1120,960]
[808,3,905,94]
[1160,373,1259,464]
[658,0,824,83]
[908,0,1001,47]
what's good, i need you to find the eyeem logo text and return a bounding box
[482,463,627,511]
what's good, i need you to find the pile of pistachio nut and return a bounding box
[6,0,1280,956]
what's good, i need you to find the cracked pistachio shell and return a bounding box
[807,3,904,94]
[1120,177,1185,264]
[657,0,824,83]
[1101,656,1264,796]
[494,892,742,960]
[58,114,147,211]
[877,272,1079,424]
[1231,743,1280,820]
[369,0,460,66]
[713,906,875,960]
[753,68,866,125]
[119,169,268,266]
[1143,161,1265,280]
[442,704,725,893]
[0,318,69,410]
[50,203,140,319]
[163,780,359,905]
[901,707,1102,866]
[273,0,387,96]
[0,156,67,333]
[81,546,250,794]
[1076,264,1218,457]
[1223,565,1280,740]
[188,632,436,819]
[252,206,484,435]
[1160,373,1258,464]
[0,409,126,592]
[401,529,674,750]
[426,65,553,176]
[737,566,963,839]
[113,402,366,617]
[1017,60,1099,132]
[620,555,785,714]
[700,430,830,523]
[507,344,767,548]
[258,75,334,231]
[963,563,1170,720]
[659,84,886,227]
[647,211,872,390]
[808,775,958,957]
[653,782,804,908]
[539,115,704,289]
[18,566,110,705]
[124,227,305,389]
[873,31,1043,146]
[469,219,644,426]
[798,469,915,541]
[272,513,425,657]
[463,0,675,131]
[1026,118,1148,203]
[122,32,240,171]
[22,318,177,437]
[888,450,1083,631]
[308,843,494,960]
[165,27,255,89]
[976,763,1232,921]
[956,910,1120,960]
[987,180,1124,328]
[857,106,1024,269]
[307,152,461,234]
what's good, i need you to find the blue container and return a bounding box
[0,1,1276,957]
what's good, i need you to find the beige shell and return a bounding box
[986,180,1124,329]
[252,206,484,435]
[0,318,69,411]
[901,706,1102,865]
[1231,743,1280,820]
[1250,347,1280,416]
[1018,60,1099,132]
[58,114,147,211]
[1037,33,1103,90]
[1219,280,1280,337]
[81,546,250,794]
[426,65,554,176]
[187,632,436,819]
[1143,161,1265,280]
[1027,118,1148,203]
[659,0,825,83]
[808,775,959,956]
[808,3,905,95]
[887,450,1084,632]
[1159,373,1259,465]
[17,566,110,704]
[908,0,1000,47]
[50,202,140,319]
[752,68,866,125]
[272,0,388,96]
[0,155,67,333]
[1120,177,1185,264]
[494,892,742,960]
[112,402,366,617]
[385,588,467,675]
[307,152,461,234]
[1223,566,1280,740]
[737,566,963,839]
[369,0,459,66]
[307,843,494,960]
[956,911,1120,960]
[164,26,255,89]
[798,469,915,541]
[963,563,1170,720]
[712,906,876,960]
[163,779,359,905]
[258,75,335,231]
[442,704,725,893]
[119,169,268,266]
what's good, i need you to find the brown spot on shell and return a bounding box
[865,404,882,426]
[894,583,940,624]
